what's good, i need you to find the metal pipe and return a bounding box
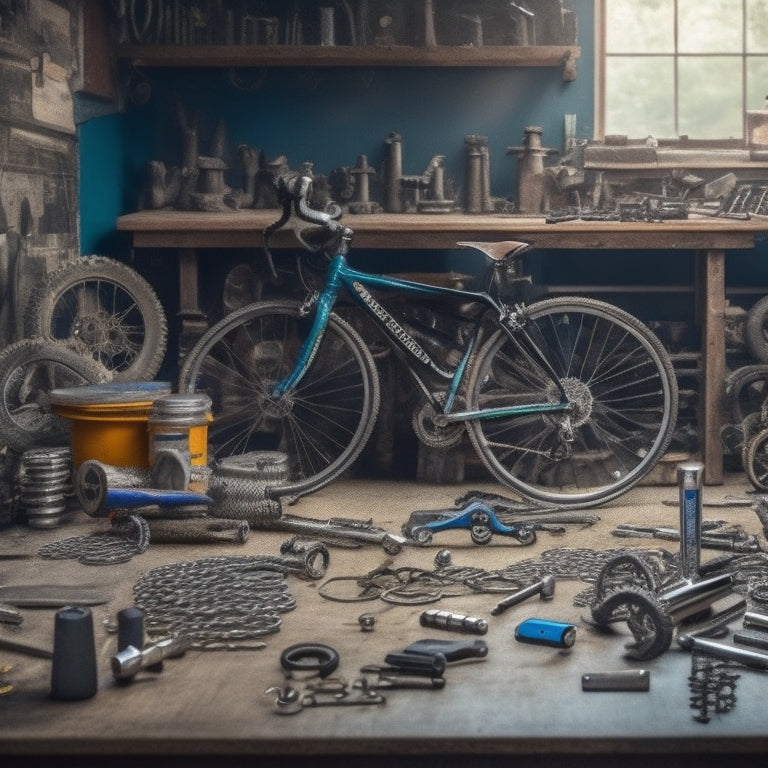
[658,572,734,622]
[678,633,768,671]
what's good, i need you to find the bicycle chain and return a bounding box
[133,555,297,649]
[37,514,150,565]
[318,547,676,605]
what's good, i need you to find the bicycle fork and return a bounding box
[270,274,342,397]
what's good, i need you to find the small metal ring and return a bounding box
[280,643,340,678]
[378,585,443,605]
[318,576,382,602]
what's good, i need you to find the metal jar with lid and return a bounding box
[147,393,213,469]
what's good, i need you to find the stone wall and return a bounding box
[0,0,79,345]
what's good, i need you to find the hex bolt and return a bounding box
[490,574,556,616]
[358,613,376,632]
[111,633,190,681]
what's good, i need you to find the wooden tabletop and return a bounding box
[2,475,768,757]
[117,209,768,251]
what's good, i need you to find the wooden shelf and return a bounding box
[117,44,580,79]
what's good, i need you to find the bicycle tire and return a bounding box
[725,363,768,423]
[0,338,111,453]
[465,296,678,508]
[590,585,674,661]
[178,299,380,500]
[745,294,768,363]
[745,426,768,492]
[24,256,168,381]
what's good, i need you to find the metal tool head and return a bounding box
[540,574,556,599]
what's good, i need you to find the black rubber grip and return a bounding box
[402,638,489,662]
[383,651,447,677]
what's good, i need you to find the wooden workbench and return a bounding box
[117,210,768,485]
[2,475,768,761]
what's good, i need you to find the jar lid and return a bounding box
[150,393,213,416]
[50,381,172,406]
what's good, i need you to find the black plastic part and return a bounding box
[117,607,145,653]
[50,606,98,701]
[280,643,340,678]
[734,628,768,651]
[383,651,447,677]
[402,638,489,662]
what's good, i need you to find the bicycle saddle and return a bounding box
[456,241,532,261]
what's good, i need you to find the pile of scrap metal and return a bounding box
[545,142,768,222]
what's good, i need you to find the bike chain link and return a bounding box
[133,555,297,649]
[37,514,150,565]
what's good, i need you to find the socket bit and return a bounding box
[111,633,190,680]
[419,609,488,635]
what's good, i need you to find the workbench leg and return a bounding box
[177,248,208,363]
[699,249,725,485]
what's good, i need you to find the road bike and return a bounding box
[178,175,678,507]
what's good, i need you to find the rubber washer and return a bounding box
[280,643,340,678]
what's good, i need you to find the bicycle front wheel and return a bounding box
[178,300,380,500]
[466,297,678,507]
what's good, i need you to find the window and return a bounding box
[598,0,768,141]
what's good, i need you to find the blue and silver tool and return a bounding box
[514,618,576,648]
[677,462,704,581]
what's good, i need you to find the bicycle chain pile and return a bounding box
[133,555,297,650]
[37,514,150,565]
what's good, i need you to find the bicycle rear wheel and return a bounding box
[178,300,380,500]
[466,297,678,507]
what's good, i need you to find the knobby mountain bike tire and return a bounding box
[0,338,111,453]
[177,300,380,500]
[24,256,168,381]
[465,296,678,508]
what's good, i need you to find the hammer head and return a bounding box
[540,574,556,599]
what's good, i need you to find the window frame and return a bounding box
[595,0,768,144]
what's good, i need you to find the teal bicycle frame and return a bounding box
[272,249,572,426]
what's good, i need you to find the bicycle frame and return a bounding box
[272,250,572,425]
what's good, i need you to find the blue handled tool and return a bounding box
[104,487,213,510]
[402,501,536,546]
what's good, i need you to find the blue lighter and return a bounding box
[514,618,576,648]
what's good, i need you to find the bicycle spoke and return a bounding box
[467,298,677,507]
[179,300,379,499]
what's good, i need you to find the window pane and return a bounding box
[747,57,768,107]
[678,57,743,138]
[679,0,743,53]
[605,57,675,137]
[605,0,673,53]
[747,0,768,52]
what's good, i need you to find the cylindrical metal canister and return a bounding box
[147,393,212,468]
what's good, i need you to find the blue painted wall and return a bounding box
[78,0,595,258]
[78,0,768,327]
